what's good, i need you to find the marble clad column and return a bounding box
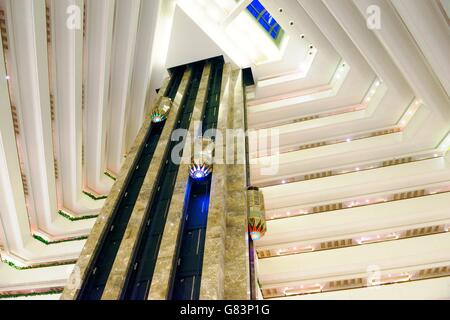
[148,63,211,300]
[199,64,232,300]
[223,70,250,300]
[61,76,171,300]
[100,68,192,300]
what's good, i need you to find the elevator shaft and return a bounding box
[77,67,184,300]
[121,62,205,300]
[170,58,224,300]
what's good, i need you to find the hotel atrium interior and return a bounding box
[0,0,449,301]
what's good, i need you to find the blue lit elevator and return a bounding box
[120,61,206,300]
[170,57,224,300]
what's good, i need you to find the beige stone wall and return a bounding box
[199,64,232,300]
[100,69,193,300]
[223,70,250,300]
[148,64,211,300]
[200,68,250,300]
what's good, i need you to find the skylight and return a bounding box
[246,0,283,42]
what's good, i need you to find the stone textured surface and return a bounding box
[100,69,193,300]
[199,64,232,300]
[62,66,250,301]
[60,77,171,300]
[148,64,211,300]
[200,67,250,301]
[223,70,250,300]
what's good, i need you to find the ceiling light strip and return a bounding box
[266,183,450,220]
[263,267,450,299]
[252,98,423,158]
[258,223,448,259]
[258,151,442,188]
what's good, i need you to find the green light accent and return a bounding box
[104,171,117,181]
[2,259,77,270]
[151,112,167,123]
[82,190,107,200]
[0,289,63,299]
[32,234,88,245]
[58,210,98,222]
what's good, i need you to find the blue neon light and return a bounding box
[189,164,211,180]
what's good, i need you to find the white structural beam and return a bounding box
[6,0,60,234]
[299,0,373,81]
[250,105,443,185]
[390,0,450,98]
[139,0,178,126]
[221,0,251,28]
[326,0,450,122]
[0,0,94,271]
[2,294,61,300]
[261,155,450,211]
[106,0,141,175]
[251,0,340,102]
[258,192,450,248]
[125,0,168,154]
[0,46,30,253]
[274,277,450,300]
[0,263,74,291]
[83,0,114,195]
[248,61,351,113]
[51,0,103,214]
[258,232,450,286]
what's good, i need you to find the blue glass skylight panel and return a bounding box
[247,5,259,18]
[259,19,271,32]
[262,11,275,25]
[270,24,281,39]
[250,0,264,13]
[246,0,283,42]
